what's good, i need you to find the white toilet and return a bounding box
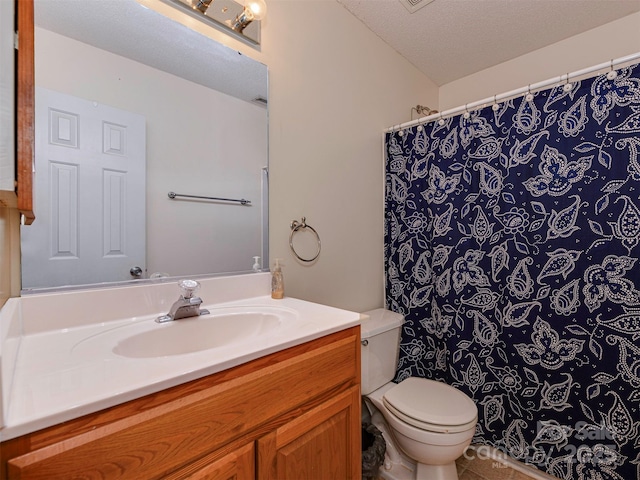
[361,309,478,480]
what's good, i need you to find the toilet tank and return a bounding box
[360,308,404,395]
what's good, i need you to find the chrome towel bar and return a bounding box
[168,191,251,206]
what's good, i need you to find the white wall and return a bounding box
[143,0,439,312]
[2,0,436,310]
[12,2,640,314]
[262,1,438,311]
[0,207,20,305]
[0,207,11,305]
[439,11,640,110]
[34,29,267,280]
[7,2,640,313]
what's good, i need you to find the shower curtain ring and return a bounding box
[607,59,618,80]
[492,94,500,111]
[463,104,470,119]
[525,84,534,102]
[563,72,573,92]
[438,113,445,126]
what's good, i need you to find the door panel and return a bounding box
[21,88,146,288]
[258,386,361,480]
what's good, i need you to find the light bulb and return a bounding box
[232,0,267,32]
[245,0,266,20]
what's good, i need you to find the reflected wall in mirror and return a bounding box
[22,0,268,291]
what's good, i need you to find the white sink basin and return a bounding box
[72,305,299,358]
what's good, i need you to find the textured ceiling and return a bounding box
[338,0,640,85]
[34,0,640,95]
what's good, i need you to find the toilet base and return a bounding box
[368,409,416,480]
[416,461,458,480]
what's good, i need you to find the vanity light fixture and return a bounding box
[158,0,266,46]
[193,0,213,13]
[231,0,267,32]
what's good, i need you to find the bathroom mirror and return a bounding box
[21,0,268,291]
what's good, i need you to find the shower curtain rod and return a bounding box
[386,51,640,132]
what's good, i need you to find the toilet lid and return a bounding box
[383,377,478,434]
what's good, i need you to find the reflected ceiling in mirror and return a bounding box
[34,0,267,103]
[23,0,268,292]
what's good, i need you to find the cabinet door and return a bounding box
[186,443,255,480]
[166,442,255,480]
[258,386,361,480]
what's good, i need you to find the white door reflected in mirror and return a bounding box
[21,88,146,289]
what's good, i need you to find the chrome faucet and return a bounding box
[156,279,210,323]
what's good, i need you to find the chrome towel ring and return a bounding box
[289,217,321,263]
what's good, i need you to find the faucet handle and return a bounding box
[179,279,200,299]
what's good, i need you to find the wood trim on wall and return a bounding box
[16,0,34,224]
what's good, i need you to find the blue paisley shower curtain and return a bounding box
[384,63,640,479]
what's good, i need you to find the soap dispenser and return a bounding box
[252,256,261,272]
[271,258,284,299]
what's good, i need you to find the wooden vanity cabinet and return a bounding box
[0,327,361,480]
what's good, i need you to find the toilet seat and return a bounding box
[383,377,478,434]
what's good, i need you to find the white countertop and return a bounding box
[0,275,361,441]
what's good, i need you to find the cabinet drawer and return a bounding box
[7,329,359,479]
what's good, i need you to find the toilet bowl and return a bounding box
[361,309,478,480]
[366,379,477,480]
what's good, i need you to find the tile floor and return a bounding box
[456,456,546,480]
